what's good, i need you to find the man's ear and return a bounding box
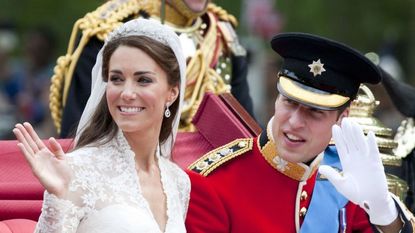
[336,108,350,125]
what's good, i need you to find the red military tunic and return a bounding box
[185,130,373,233]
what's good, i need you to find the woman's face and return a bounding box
[106,45,179,136]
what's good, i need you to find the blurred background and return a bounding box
[0,0,414,138]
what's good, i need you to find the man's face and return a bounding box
[271,95,347,163]
[183,0,208,12]
[167,0,208,13]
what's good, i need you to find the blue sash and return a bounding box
[300,146,349,233]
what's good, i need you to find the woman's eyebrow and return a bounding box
[134,71,156,76]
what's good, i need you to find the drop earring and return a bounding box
[164,103,171,118]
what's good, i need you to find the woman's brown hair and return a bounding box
[75,35,181,150]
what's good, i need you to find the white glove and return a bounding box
[319,118,398,226]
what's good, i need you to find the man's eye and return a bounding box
[310,109,324,117]
[283,98,296,105]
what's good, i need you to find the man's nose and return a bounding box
[288,108,306,129]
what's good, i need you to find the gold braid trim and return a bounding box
[188,138,253,176]
[207,3,238,27]
[179,4,240,131]
[49,0,153,133]
[180,12,229,131]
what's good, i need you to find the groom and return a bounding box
[185,32,415,233]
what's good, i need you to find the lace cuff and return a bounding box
[35,191,84,233]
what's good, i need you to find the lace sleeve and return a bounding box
[173,163,191,219]
[34,191,85,233]
[161,158,191,221]
[34,149,90,233]
[179,172,191,219]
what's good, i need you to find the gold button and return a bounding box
[238,141,247,147]
[196,161,208,170]
[219,148,231,156]
[299,207,307,217]
[300,191,308,201]
[208,153,221,162]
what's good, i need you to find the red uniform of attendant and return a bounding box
[185,132,375,233]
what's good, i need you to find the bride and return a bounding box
[13,18,189,233]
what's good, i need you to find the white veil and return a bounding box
[75,18,186,158]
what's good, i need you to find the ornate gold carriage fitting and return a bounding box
[349,84,409,200]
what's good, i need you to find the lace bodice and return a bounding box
[35,132,190,233]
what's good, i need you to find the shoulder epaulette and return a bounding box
[188,138,253,176]
[77,0,151,41]
[207,3,246,57]
[207,3,237,27]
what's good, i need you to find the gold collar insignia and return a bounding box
[258,119,322,181]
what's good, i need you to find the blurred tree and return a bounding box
[0,0,102,54]
[215,0,242,19]
[276,0,414,83]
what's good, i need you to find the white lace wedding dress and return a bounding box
[35,132,190,233]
